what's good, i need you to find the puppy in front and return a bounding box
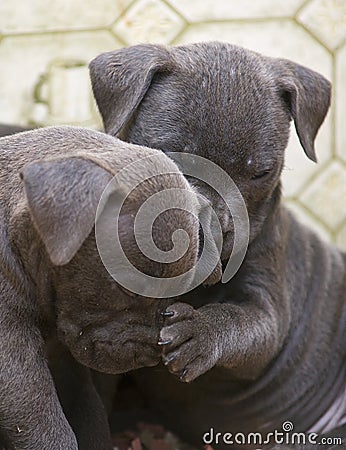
[90,42,346,449]
[0,126,218,450]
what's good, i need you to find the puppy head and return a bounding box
[21,152,199,275]
[90,42,331,257]
[18,126,218,372]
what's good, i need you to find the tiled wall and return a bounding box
[1,0,345,249]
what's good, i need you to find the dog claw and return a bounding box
[161,310,175,317]
[180,367,189,380]
[164,354,175,365]
[158,338,172,346]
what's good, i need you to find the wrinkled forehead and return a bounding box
[172,43,273,100]
[143,46,285,166]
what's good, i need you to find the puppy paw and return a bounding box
[159,302,220,382]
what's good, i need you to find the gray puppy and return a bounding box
[90,42,346,448]
[0,124,31,137]
[0,125,211,450]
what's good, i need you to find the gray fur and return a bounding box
[0,125,205,449]
[0,124,31,137]
[90,42,346,449]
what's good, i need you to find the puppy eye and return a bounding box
[251,169,271,180]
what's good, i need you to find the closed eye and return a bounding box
[251,170,271,180]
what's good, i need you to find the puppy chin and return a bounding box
[68,337,161,374]
[58,321,160,373]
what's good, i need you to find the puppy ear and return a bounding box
[272,59,331,162]
[21,156,112,266]
[89,44,172,136]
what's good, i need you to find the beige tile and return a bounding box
[0,32,119,126]
[113,0,185,45]
[0,0,343,244]
[30,61,102,127]
[175,20,332,77]
[298,0,346,50]
[167,0,304,22]
[336,43,346,163]
[299,161,346,230]
[282,112,332,198]
[0,0,131,33]
[285,200,333,243]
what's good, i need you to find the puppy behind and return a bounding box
[90,42,346,448]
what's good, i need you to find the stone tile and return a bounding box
[336,43,346,163]
[176,20,333,198]
[30,61,102,128]
[300,161,346,230]
[175,20,332,75]
[298,0,346,50]
[336,223,346,251]
[0,31,119,126]
[167,0,304,22]
[285,200,333,244]
[0,0,342,245]
[0,0,131,33]
[282,113,332,198]
[113,0,185,45]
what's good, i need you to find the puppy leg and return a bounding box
[0,281,77,449]
[0,429,13,450]
[92,371,121,416]
[50,347,113,450]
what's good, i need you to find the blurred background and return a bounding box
[0,0,345,248]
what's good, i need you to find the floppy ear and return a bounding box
[21,156,112,266]
[271,58,331,162]
[89,44,172,136]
